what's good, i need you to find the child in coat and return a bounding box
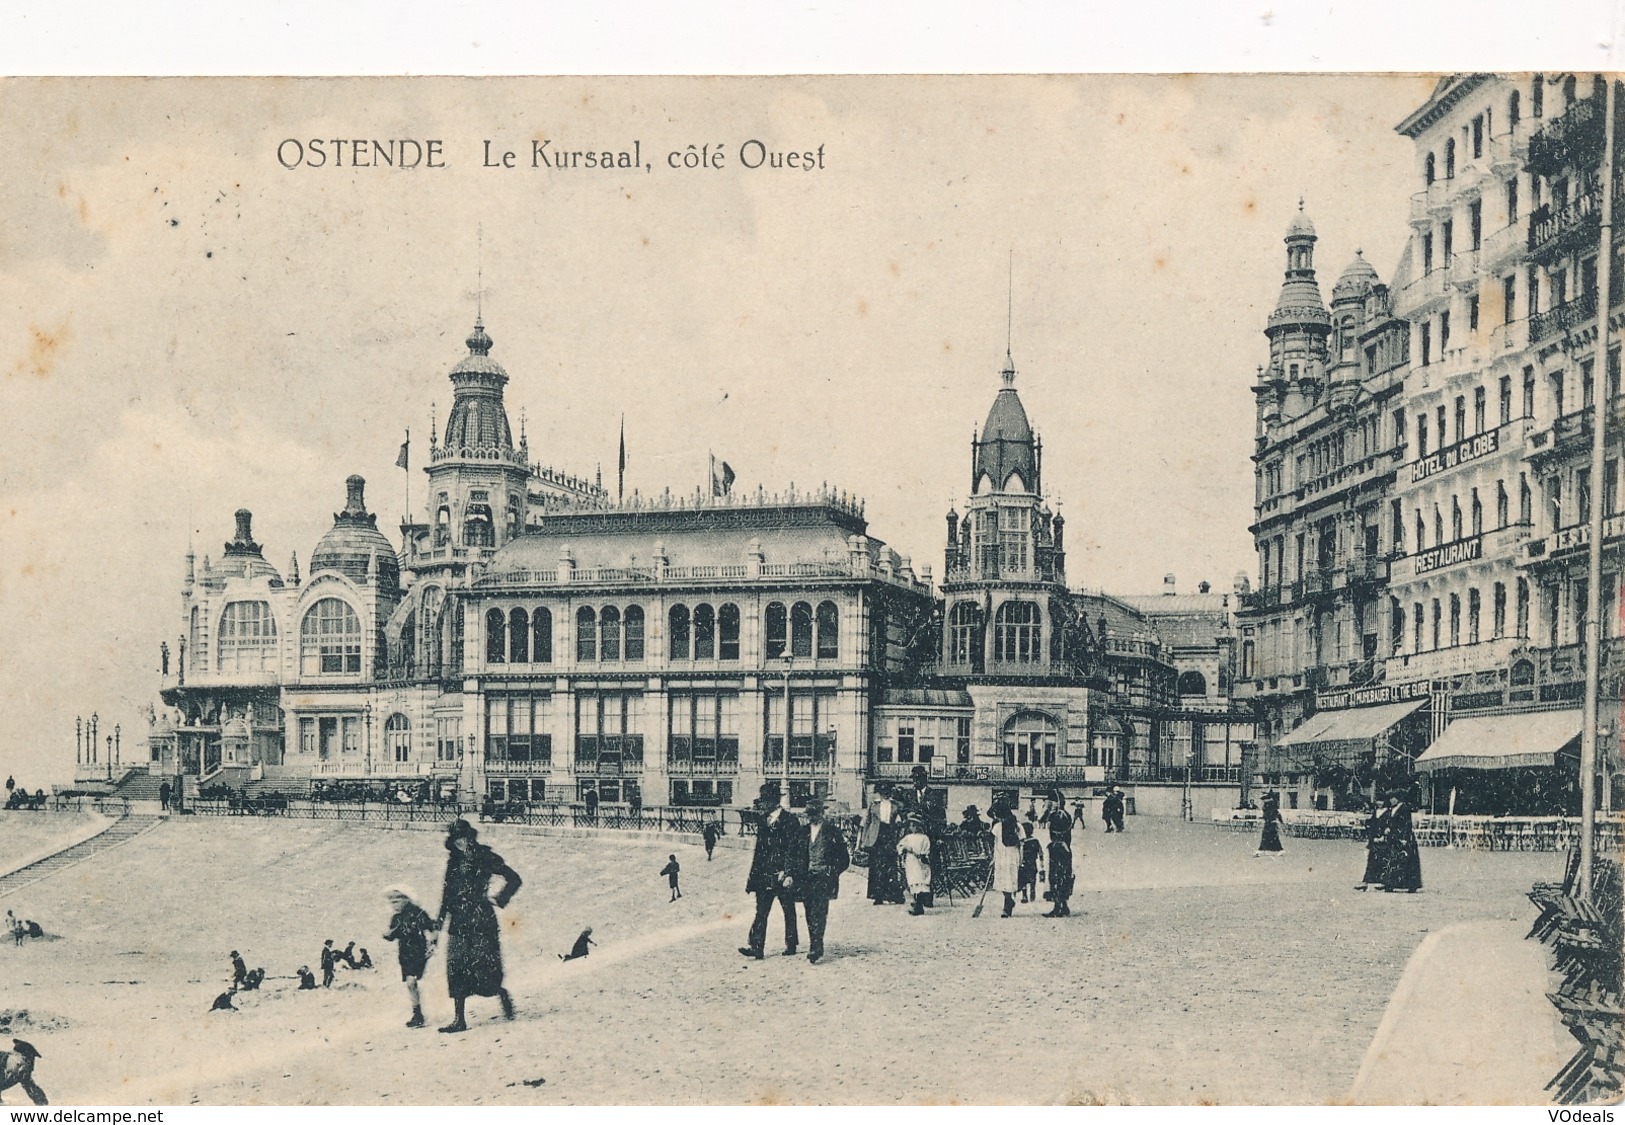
[383,886,438,1029]
[659,855,682,901]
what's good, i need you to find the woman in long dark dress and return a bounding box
[1255,791,1285,856]
[861,784,905,905]
[1356,798,1392,890]
[1041,790,1075,918]
[435,818,522,1033]
[1380,796,1424,892]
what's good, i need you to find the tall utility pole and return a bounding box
[1579,74,1617,902]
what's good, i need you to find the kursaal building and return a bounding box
[124,315,1255,817]
[1239,73,1625,816]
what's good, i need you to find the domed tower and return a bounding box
[1263,202,1332,424]
[213,509,283,584]
[940,350,1076,679]
[422,318,533,562]
[1326,250,1381,411]
[311,476,401,594]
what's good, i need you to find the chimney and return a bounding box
[1163,573,1177,596]
[234,509,253,545]
[1234,570,1250,595]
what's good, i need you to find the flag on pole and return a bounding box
[710,454,736,498]
[396,431,410,470]
[618,415,626,501]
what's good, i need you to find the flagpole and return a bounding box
[1578,73,1615,903]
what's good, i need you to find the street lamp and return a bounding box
[781,655,794,809]
[363,703,373,779]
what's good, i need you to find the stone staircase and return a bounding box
[0,815,162,899]
[112,772,168,801]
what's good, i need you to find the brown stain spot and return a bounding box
[10,321,70,380]
[1180,164,1191,176]
[641,236,650,247]
[1153,256,1168,270]
[856,299,868,318]
[943,341,953,352]
[1244,198,1258,213]
[888,260,900,277]
[748,1089,788,1105]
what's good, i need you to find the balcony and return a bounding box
[312,759,432,777]
[1530,287,1601,345]
[763,733,837,775]
[1398,266,1450,314]
[1526,396,1625,465]
[1408,182,1454,228]
[1526,94,1607,178]
[573,734,646,775]
[1385,635,1524,680]
[1295,449,1398,503]
[1529,190,1601,265]
[1480,221,1526,273]
[484,759,553,775]
[666,736,741,774]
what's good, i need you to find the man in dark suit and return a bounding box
[740,783,806,960]
[798,795,850,964]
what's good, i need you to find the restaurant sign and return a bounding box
[1410,430,1500,483]
[1414,534,1482,575]
[1314,678,1432,711]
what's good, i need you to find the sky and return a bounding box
[0,74,1438,783]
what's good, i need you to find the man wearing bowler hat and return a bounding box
[740,782,806,960]
[798,794,849,963]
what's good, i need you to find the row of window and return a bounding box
[482,600,842,665]
[946,600,1043,665]
[1418,75,1578,191]
[1394,582,1528,654]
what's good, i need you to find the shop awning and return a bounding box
[1274,698,1428,749]
[1414,708,1583,772]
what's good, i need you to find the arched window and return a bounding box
[1508,89,1521,128]
[791,601,814,658]
[509,607,529,663]
[1241,639,1255,679]
[693,603,715,660]
[624,606,645,661]
[189,605,202,669]
[1002,711,1058,768]
[948,602,984,666]
[218,600,277,672]
[765,602,787,659]
[1444,138,1456,179]
[601,606,622,661]
[1178,670,1208,697]
[816,601,839,659]
[395,609,416,677]
[1425,152,1436,185]
[421,588,444,676]
[576,607,597,661]
[434,506,451,547]
[464,505,494,549]
[385,712,411,764]
[1471,489,1483,536]
[669,604,691,660]
[486,608,507,664]
[718,604,740,660]
[1511,658,1536,686]
[301,598,362,675]
[1563,74,1577,109]
[1451,497,1463,541]
[505,497,521,542]
[532,607,553,663]
[994,600,1042,664]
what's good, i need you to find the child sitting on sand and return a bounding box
[559,928,595,962]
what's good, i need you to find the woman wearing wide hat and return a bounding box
[434,818,522,1032]
[1355,794,1392,890]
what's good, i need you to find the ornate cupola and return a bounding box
[442,319,514,453]
[1264,201,1333,421]
[311,476,400,592]
[971,351,1041,495]
[211,509,282,583]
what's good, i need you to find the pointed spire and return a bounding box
[289,550,301,585]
